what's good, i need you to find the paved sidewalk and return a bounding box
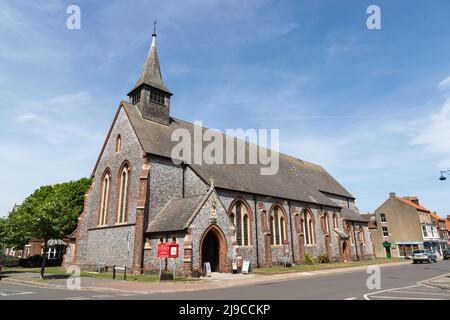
[0,260,410,294]
[424,273,450,290]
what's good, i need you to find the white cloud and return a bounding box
[15,113,39,123]
[410,97,450,167]
[438,76,450,89]
[13,91,103,144]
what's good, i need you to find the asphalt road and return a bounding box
[0,260,449,300]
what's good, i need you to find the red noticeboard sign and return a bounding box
[157,243,170,258]
[157,242,179,258]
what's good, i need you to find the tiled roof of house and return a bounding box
[397,197,430,212]
[122,102,354,208]
[429,212,445,222]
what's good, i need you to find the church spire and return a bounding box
[130,21,171,94]
[128,22,172,126]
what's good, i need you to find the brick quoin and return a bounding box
[132,158,150,274]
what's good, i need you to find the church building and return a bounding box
[68,30,374,276]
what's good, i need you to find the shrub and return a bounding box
[303,252,315,265]
[3,257,21,267]
[19,255,62,268]
[317,252,331,264]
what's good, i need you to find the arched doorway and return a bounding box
[200,225,227,273]
[342,240,351,261]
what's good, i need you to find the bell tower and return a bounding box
[128,22,172,125]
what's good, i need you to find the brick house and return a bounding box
[66,31,374,276]
[429,212,448,254]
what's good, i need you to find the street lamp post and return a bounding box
[439,169,450,181]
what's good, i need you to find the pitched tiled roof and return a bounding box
[429,212,445,221]
[147,194,206,232]
[360,213,377,228]
[123,102,354,207]
[397,197,430,212]
[341,207,368,222]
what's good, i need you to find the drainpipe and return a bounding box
[253,195,260,268]
[288,200,295,264]
[165,233,169,270]
[351,221,360,261]
[181,162,186,198]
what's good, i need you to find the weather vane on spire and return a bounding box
[153,20,157,36]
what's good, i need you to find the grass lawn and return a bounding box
[253,258,406,274]
[2,266,197,283]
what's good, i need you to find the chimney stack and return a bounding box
[389,192,396,198]
[403,196,419,205]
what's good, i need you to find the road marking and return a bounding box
[65,296,91,300]
[389,290,450,297]
[115,293,138,296]
[296,272,313,276]
[344,297,357,300]
[369,295,443,300]
[0,289,35,297]
[92,294,114,298]
[363,285,419,300]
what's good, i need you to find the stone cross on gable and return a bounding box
[209,177,215,189]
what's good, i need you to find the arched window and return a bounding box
[115,135,122,153]
[302,210,316,245]
[347,224,353,244]
[269,216,275,245]
[270,205,287,245]
[98,169,111,226]
[243,215,249,245]
[323,212,330,234]
[333,213,338,228]
[358,226,365,244]
[230,200,251,246]
[116,163,130,224]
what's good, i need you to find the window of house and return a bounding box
[46,247,64,260]
[422,225,428,237]
[117,163,130,224]
[98,169,111,226]
[230,200,251,246]
[380,213,387,223]
[382,227,389,237]
[302,210,316,245]
[270,205,287,245]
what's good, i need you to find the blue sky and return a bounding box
[1,0,450,217]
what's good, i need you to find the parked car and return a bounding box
[443,250,449,260]
[412,249,437,263]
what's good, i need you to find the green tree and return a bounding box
[10,178,91,278]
